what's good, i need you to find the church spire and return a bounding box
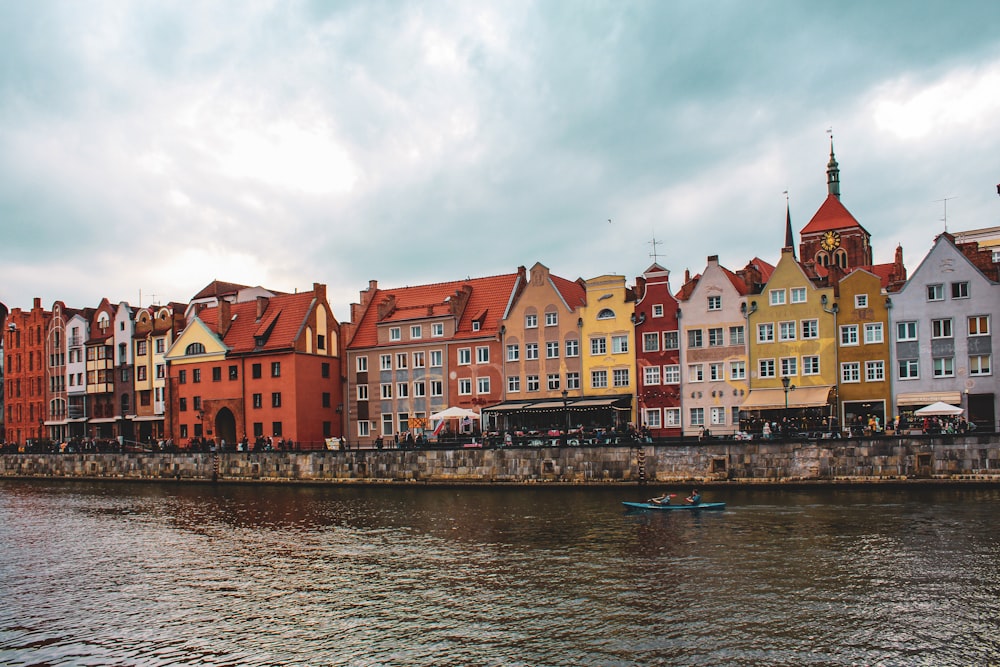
[783,191,795,257]
[827,132,840,199]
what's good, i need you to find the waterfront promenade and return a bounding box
[2,433,999,485]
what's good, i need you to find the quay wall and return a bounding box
[2,435,1000,485]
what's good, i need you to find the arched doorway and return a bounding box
[214,408,238,449]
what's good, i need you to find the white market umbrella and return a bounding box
[913,401,964,416]
[429,406,480,420]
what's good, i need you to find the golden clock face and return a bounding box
[821,230,841,251]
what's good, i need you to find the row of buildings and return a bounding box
[3,146,999,447]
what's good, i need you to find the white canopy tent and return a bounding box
[429,407,480,420]
[913,401,964,416]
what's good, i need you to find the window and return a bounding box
[565,339,579,357]
[951,281,969,299]
[396,353,408,369]
[545,312,558,326]
[382,414,393,436]
[432,323,444,337]
[591,370,607,388]
[664,408,680,426]
[708,328,724,347]
[566,372,581,390]
[357,356,368,372]
[729,326,745,346]
[664,365,680,384]
[322,392,331,408]
[271,362,281,377]
[546,374,560,390]
[458,379,472,395]
[430,380,443,396]
[229,365,239,380]
[272,392,282,407]
[380,354,392,371]
[411,325,422,339]
[663,331,679,350]
[780,357,797,377]
[272,422,283,437]
[477,346,490,363]
[381,384,392,399]
[597,308,615,320]
[506,344,519,361]
[137,366,147,381]
[612,335,629,354]
[779,322,796,341]
[800,319,818,340]
[652,304,664,318]
[212,367,222,382]
[430,350,443,367]
[855,294,868,308]
[709,363,723,381]
[472,321,480,332]
[155,339,164,354]
[643,332,660,352]
[525,343,539,360]
[252,363,263,379]
[794,356,816,376]
[729,361,746,380]
[590,338,606,355]
[546,341,560,358]
[644,366,661,385]
[933,357,954,377]
[865,360,885,381]
[644,409,661,429]
[507,376,520,392]
[690,408,704,426]
[527,375,540,391]
[841,362,861,383]
[969,316,990,336]
[477,377,491,394]
[864,323,883,344]
[137,340,148,356]
[711,407,726,426]
[689,364,704,382]
[931,319,953,339]
[413,352,425,368]
[757,323,774,343]
[413,381,426,397]
[397,382,409,398]
[156,364,165,379]
[840,325,859,346]
[769,289,786,305]
[358,421,370,438]
[927,284,944,301]
[318,334,326,351]
[790,287,806,303]
[458,348,471,365]
[389,327,401,341]
[186,342,205,355]
[193,368,202,383]
[179,397,187,412]
[758,359,775,378]
[898,359,918,379]
[897,321,918,341]
[707,295,721,311]
[357,385,369,401]
[525,314,538,328]
[612,369,629,387]
[969,355,992,376]
[688,330,703,348]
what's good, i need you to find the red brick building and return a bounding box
[4,298,51,445]
[632,263,683,438]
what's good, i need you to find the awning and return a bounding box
[484,401,536,412]
[88,417,119,424]
[130,415,165,422]
[740,386,833,410]
[483,395,632,413]
[896,391,962,406]
[43,420,68,426]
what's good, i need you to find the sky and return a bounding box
[2,1,999,322]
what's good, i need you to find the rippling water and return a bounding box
[1,481,999,666]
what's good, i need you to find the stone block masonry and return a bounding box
[2,435,1000,485]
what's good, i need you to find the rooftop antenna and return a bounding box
[934,196,957,232]
[648,235,663,264]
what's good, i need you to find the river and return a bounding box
[1,481,998,666]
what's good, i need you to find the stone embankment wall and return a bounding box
[2,435,999,485]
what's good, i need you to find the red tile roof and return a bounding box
[551,275,586,309]
[348,273,519,349]
[800,195,868,235]
[197,292,317,353]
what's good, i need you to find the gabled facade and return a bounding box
[44,301,70,443]
[837,269,892,431]
[113,302,135,441]
[165,283,342,449]
[633,263,682,437]
[578,274,636,429]
[343,272,518,444]
[65,309,91,435]
[889,233,998,430]
[3,298,51,445]
[132,303,185,443]
[85,299,117,438]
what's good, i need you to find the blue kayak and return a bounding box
[622,501,726,511]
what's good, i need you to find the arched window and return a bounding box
[834,249,848,269]
[815,252,829,267]
[186,342,206,355]
[597,308,615,320]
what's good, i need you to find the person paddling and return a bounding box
[685,489,702,505]
[649,492,676,505]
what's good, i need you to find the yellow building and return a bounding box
[742,248,838,433]
[578,274,637,428]
[836,269,891,432]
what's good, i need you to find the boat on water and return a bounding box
[622,501,726,511]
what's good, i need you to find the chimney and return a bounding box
[218,299,232,337]
[256,296,269,321]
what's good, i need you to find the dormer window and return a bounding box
[472,321,481,331]
[185,342,206,355]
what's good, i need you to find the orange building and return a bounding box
[4,298,51,446]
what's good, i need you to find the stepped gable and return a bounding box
[196,291,317,353]
[347,272,519,349]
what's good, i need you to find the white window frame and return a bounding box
[841,362,861,383]
[565,339,580,357]
[898,359,919,380]
[643,332,660,352]
[458,378,472,395]
[769,289,786,305]
[802,356,820,376]
[865,360,885,382]
[431,323,444,337]
[525,314,538,329]
[644,366,661,385]
[477,377,491,394]
[790,287,807,304]
[664,365,680,384]
[525,343,539,360]
[758,359,775,378]
[506,344,520,362]
[545,311,558,326]
[476,346,490,363]
[729,361,746,380]
[707,295,721,311]
[840,324,859,346]
[389,327,401,341]
[458,348,472,365]
[757,323,774,343]
[864,323,883,344]
[612,335,629,354]
[896,321,918,341]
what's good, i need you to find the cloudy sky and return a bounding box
[2,1,999,321]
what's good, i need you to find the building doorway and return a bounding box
[214,408,238,448]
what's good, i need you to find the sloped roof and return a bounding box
[800,195,869,235]
[551,275,586,309]
[196,291,316,353]
[192,280,252,300]
[749,257,775,283]
[348,273,519,349]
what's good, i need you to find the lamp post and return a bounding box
[562,389,569,446]
[781,376,795,438]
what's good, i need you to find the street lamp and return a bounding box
[561,389,569,446]
[781,376,795,438]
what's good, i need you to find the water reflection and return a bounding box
[1,481,999,666]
